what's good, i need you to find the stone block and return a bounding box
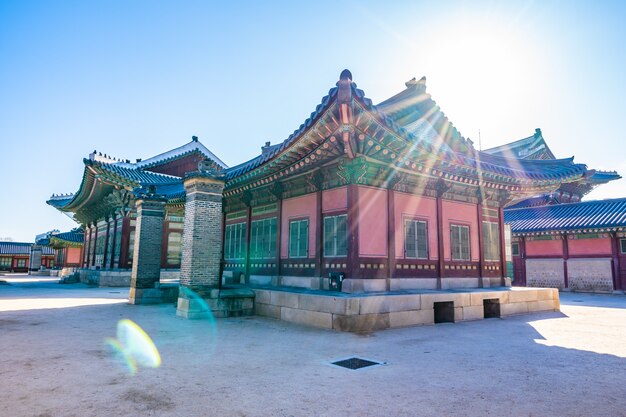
[535,289,556,301]
[341,278,364,293]
[500,302,529,316]
[454,307,463,322]
[389,278,437,291]
[470,291,508,306]
[280,276,312,288]
[462,305,484,321]
[250,275,272,286]
[270,291,299,308]
[527,299,558,312]
[441,277,480,289]
[253,289,271,304]
[332,313,390,332]
[389,310,434,328]
[298,294,347,315]
[421,292,470,310]
[254,303,281,319]
[359,294,421,314]
[508,289,538,303]
[281,307,332,329]
[362,279,387,292]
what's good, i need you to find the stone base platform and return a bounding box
[129,283,179,305]
[176,287,255,319]
[252,286,560,332]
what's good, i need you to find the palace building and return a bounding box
[0,242,54,273]
[47,70,611,320]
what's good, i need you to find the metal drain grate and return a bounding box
[332,357,380,370]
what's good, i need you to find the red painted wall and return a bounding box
[526,239,563,256]
[393,192,438,260]
[358,186,388,257]
[67,247,82,265]
[281,193,317,258]
[322,187,347,213]
[568,237,612,256]
[442,200,480,261]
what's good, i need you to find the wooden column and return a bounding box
[219,206,226,289]
[85,225,93,267]
[387,189,396,284]
[611,233,621,291]
[436,196,445,289]
[498,207,507,287]
[476,200,484,287]
[562,234,569,289]
[109,215,118,269]
[244,205,252,283]
[119,217,131,269]
[519,236,527,286]
[276,199,282,277]
[103,217,111,269]
[315,189,323,278]
[347,184,360,278]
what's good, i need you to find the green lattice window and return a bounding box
[250,217,277,259]
[324,215,347,257]
[225,222,247,259]
[289,219,309,258]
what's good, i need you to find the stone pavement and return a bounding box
[1,276,625,417]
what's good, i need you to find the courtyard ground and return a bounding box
[1,275,625,417]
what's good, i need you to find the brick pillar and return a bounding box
[177,173,226,318]
[129,196,166,304]
[29,245,42,273]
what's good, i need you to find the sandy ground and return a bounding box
[1,275,626,417]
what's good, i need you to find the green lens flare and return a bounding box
[106,319,161,375]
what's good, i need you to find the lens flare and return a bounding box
[106,319,161,375]
[178,286,218,356]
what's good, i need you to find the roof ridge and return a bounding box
[506,196,626,212]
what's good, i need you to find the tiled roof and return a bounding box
[224,87,338,179]
[505,198,626,234]
[86,159,180,185]
[52,229,84,244]
[0,242,32,255]
[224,76,587,184]
[133,139,228,170]
[483,129,556,160]
[0,242,54,255]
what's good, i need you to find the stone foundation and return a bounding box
[247,276,510,293]
[78,268,180,287]
[176,287,255,319]
[252,286,559,332]
[128,283,179,305]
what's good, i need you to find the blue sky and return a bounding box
[1,0,625,242]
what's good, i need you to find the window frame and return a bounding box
[289,218,309,259]
[482,221,501,261]
[511,242,520,257]
[250,217,277,259]
[450,224,471,261]
[620,238,626,254]
[224,222,247,260]
[403,218,429,260]
[323,214,348,258]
